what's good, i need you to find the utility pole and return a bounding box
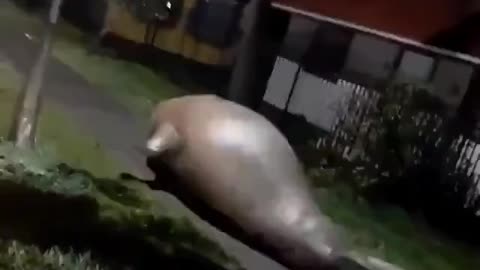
[9,0,64,148]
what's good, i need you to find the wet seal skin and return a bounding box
[145,94,370,270]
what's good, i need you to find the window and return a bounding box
[431,59,473,108]
[395,51,435,83]
[343,34,400,83]
[301,22,353,80]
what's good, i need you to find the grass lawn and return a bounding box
[313,179,480,270]
[0,60,120,178]
[53,39,185,117]
[0,149,241,270]
[0,1,186,118]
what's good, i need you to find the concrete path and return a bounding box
[0,16,286,270]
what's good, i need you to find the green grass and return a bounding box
[0,60,239,268]
[53,37,186,117]
[0,1,186,117]
[0,149,241,270]
[0,240,107,270]
[314,180,480,270]
[0,60,120,178]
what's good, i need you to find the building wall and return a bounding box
[266,13,476,133]
[280,16,317,61]
[273,0,470,42]
[395,51,435,83]
[342,34,400,82]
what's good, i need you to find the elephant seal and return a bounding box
[145,94,355,270]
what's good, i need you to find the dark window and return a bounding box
[301,22,354,81]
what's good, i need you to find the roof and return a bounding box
[271,0,468,42]
[272,2,480,65]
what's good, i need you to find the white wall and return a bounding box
[287,71,353,130]
[263,57,354,131]
[263,57,299,109]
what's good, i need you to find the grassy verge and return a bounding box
[0,240,106,270]
[0,145,241,270]
[53,40,185,117]
[0,59,120,178]
[310,170,480,270]
[0,1,186,117]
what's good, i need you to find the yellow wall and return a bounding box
[105,0,238,66]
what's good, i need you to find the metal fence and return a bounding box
[263,57,480,191]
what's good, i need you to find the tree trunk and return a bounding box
[9,0,63,149]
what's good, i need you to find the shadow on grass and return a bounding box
[0,162,240,270]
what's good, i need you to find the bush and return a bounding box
[300,82,480,269]
[311,181,480,270]
[313,83,480,214]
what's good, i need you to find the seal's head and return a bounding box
[142,95,373,270]
[146,122,181,154]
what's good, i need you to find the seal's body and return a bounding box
[146,95,346,270]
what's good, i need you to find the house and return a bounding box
[102,0,291,96]
[260,0,480,142]
[18,0,480,128]
[272,0,480,53]
[103,0,244,67]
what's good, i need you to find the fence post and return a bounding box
[280,65,301,126]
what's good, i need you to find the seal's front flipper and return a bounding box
[118,172,166,191]
[146,154,180,193]
[146,122,181,154]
